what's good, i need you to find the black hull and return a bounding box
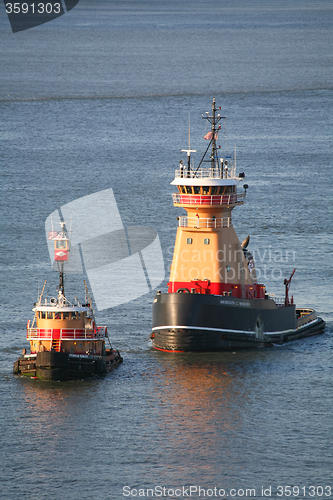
[13,350,123,381]
[151,293,325,352]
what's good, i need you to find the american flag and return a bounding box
[204,131,219,140]
[48,231,58,240]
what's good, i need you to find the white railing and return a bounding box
[274,297,288,307]
[27,328,53,339]
[27,327,107,341]
[178,216,232,228]
[96,326,107,337]
[175,165,237,179]
[172,193,245,205]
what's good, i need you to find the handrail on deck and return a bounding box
[274,297,291,307]
[175,165,237,179]
[179,216,232,229]
[172,193,245,206]
[27,327,107,341]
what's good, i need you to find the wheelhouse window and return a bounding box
[177,185,235,195]
[56,240,66,249]
[47,312,53,319]
[219,185,234,194]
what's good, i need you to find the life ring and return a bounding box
[177,288,190,293]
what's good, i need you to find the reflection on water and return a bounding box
[142,353,250,477]
[152,355,242,427]
[4,339,332,495]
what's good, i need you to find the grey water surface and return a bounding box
[0,1,332,499]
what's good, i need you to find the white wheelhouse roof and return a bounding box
[171,177,238,186]
[33,305,91,313]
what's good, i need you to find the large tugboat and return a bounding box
[151,98,325,352]
[14,223,122,380]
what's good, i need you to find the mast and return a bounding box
[211,97,217,170]
[50,222,70,297]
[58,261,65,296]
[57,222,66,296]
[202,97,225,175]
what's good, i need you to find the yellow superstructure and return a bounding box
[167,98,264,299]
[27,290,106,355]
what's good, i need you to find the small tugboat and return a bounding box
[14,223,122,380]
[151,98,325,352]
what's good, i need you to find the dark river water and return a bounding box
[0,1,332,499]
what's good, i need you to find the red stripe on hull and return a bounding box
[152,346,185,353]
[168,281,265,299]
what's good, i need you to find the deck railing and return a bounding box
[27,327,107,341]
[178,216,232,229]
[274,297,289,307]
[174,166,237,179]
[172,193,245,206]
